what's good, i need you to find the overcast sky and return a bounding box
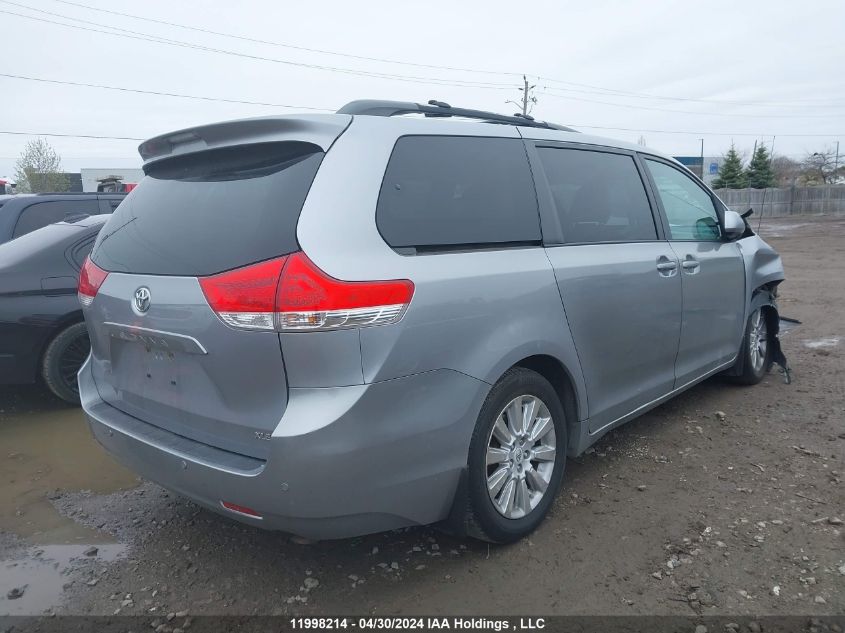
[1,0,843,179]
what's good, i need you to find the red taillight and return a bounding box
[199,257,288,331]
[78,256,109,307]
[276,252,414,331]
[220,501,262,519]
[199,252,414,332]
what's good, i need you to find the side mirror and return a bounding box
[722,210,745,241]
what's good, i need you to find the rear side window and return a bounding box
[13,199,101,239]
[69,235,97,270]
[536,148,657,245]
[91,142,323,276]
[376,136,540,250]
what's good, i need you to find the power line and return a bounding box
[0,72,334,111]
[0,155,138,159]
[1,125,840,144]
[10,1,845,114]
[571,124,843,138]
[539,77,845,107]
[48,0,523,78]
[0,4,515,91]
[44,0,845,109]
[0,130,144,140]
[5,70,842,138]
[539,90,845,119]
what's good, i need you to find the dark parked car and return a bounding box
[0,214,108,403]
[0,193,124,244]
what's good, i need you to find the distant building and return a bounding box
[673,156,723,186]
[80,168,144,193]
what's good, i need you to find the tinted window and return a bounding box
[13,200,101,239]
[70,236,97,269]
[91,142,323,276]
[376,136,540,250]
[644,159,721,241]
[536,148,656,244]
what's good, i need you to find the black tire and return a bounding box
[466,368,567,543]
[41,322,91,404]
[731,307,772,386]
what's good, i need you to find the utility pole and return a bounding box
[506,75,537,116]
[699,138,704,179]
[835,140,840,182]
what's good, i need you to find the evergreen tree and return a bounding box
[712,145,746,189]
[746,144,776,189]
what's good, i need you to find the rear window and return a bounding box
[91,142,323,276]
[376,136,540,251]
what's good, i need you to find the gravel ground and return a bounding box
[1,215,843,621]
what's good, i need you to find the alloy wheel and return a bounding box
[749,309,768,373]
[485,395,556,519]
[58,334,90,396]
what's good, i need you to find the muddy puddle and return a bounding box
[803,336,840,349]
[1,543,126,615]
[0,386,138,544]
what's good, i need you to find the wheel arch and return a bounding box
[35,309,86,380]
[724,284,781,378]
[754,283,782,333]
[508,354,584,457]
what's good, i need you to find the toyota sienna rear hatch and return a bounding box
[81,117,348,460]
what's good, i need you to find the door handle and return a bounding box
[656,256,678,276]
[681,256,700,274]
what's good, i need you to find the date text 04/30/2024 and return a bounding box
[289,617,546,630]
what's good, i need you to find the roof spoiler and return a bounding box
[138,115,351,165]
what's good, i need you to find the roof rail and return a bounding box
[337,100,577,132]
[32,192,111,197]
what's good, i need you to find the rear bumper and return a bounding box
[79,358,488,539]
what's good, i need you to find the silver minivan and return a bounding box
[78,100,786,543]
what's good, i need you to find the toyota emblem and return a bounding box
[134,287,151,314]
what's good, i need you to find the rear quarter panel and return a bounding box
[295,116,588,422]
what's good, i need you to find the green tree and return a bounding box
[14,138,70,193]
[745,144,776,189]
[712,145,746,189]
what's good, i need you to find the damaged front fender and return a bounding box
[726,233,791,383]
[738,233,785,292]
